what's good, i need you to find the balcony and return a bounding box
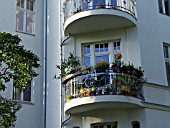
[63,69,144,114]
[63,0,137,35]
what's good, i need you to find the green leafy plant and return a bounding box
[0,32,40,127]
[56,53,80,77]
[95,60,109,69]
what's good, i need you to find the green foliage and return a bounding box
[0,95,22,127]
[0,32,40,91]
[0,32,40,127]
[56,53,80,77]
[95,60,109,69]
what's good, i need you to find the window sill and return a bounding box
[16,30,35,36]
[13,100,34,105]
[159,12,170,17]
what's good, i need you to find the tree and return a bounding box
[0,32,40,127]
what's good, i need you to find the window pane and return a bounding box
[13,88,21,100]
[23,81,31,101]
[99,125,104,128]
[30,0,34,11]
[104,43,108,51]
[95,44,99,53]
[16,10,24,31]
[117,41,120,50]
[27,0,30,10]
[164,45,169,58]
[84,45,90,54]
[165,0,169,15]
[100,44,104,52]
[17,0,20,7]
[158,0,163,13]
[165,62,170,86]
[21,0,24,8]
[26,13,34,33]
[107,125,111,128]
[84,57,90,66]
[95,55,109,63]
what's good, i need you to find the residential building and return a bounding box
[62,0,170,128]
[0,0,170,128]
[0,0,60,128]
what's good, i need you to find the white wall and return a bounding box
[46,0,61,128]
[63,28,141,67]
[0,0,44,128]
[137,0,170,85]
[65,108,147,128]
[145,108,170,128]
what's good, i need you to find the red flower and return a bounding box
[114,52,122,59]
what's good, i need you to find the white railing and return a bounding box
[63,0,136,21]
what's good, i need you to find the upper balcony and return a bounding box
[63,0,137,35]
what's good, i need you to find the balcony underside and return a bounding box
[65,95,143,114]
[64,9,137,35]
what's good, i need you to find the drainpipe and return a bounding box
[60,33,70,128]
[43,0,47,128]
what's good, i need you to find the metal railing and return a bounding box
[64,71,144,102]
[63,0,136,21]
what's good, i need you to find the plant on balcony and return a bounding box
[90,85,96,95]
[96,1,105,9]
[95,60,109,73]
[56,53,80,77]
[66,94,75,101]
[121,85,131,96]
[80,88,90,97]
[73,6,82,14]
[112,52,122,72]
[133,67,144,79]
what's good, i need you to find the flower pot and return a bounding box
[112,65,120,73]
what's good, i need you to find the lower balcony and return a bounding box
[63,70,145,114]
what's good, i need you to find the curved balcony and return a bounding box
[63,69,144,114]
[63,0,137,35]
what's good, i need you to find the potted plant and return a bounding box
[133,67,144,78]
[112,52,122,72]
[95,60,109,73]
[96,2,105,9]
[66,94,75,101]
[56,53,80,77]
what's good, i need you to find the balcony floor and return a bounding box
[65,95,143,114]
[64,9,137,35]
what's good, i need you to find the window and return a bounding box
[163,44,170,86]
[82,40,121,66]
[13,80,32,102]
[131,121,140,128]
[158,0,170,15]
[91,122,117,128]
[16,0,35,34]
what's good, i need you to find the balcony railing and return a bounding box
[64,69,144,102]
[63,0,136,21]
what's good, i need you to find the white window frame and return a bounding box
[82,40,121,66]
[16,0,35,34]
